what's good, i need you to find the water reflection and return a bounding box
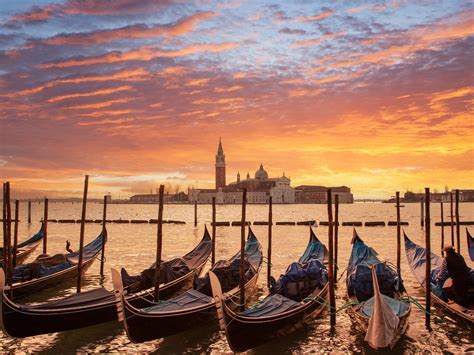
[1,202,473,353]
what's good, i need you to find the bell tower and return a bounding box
[215,138,226,189]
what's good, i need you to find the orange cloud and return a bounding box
[67,98,132,110]
[19,68,148,96]
[47,85,132,103]
[44,12,216,46]
[40,42,240,68]
[78,117,134,126]
[296,9,333,22]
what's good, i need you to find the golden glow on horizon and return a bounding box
[0,1,472,199]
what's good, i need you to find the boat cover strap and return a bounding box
[240,294,300,317]
[141,289,212,313]
[25,288,114,310]
[360,294,410,318]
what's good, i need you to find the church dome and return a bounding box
[255,164,269,180]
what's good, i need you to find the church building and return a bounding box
[188,139,295,204]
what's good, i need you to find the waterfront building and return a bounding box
[404,189,474,203]
[295,185,353,204]
[129,192,187,203]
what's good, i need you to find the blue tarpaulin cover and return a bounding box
[360,294,410,318]
[240,293,300,317]
[347,239,402,301]
[270,259,328,300]
[299,229,327,264]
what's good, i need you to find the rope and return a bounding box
[301,296,360,315]
[226,295,245,307]
[261,256,273,267]
[337,266,349,282]
[400,295,431,315]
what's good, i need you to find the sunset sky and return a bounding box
[0,0,473,199]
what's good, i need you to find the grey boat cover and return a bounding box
[193,230,262,295]
[141,289,213,313]
[270,259,327,301]
[24,288,114,310]
[360,294,410,318]
[121,229,212,293]
[240,294,300,317]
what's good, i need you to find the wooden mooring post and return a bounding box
[3,182,13,297]
[211,197,216,265]
[420,198,424,227]
[327,189,336,328]
[154,185,165,302]
[239,188,247,312]
[267,196,273,288]
[334,194,339,282]
[396,191,401,277]
[100,195,108,277]
[455,189,460,254]
[424,188,431,330]
[440,202,444,256]
[28,200,31,224]
[450,192,454,246]
[13,200,19,268]
[194,201,198,227]
[43,198,48,254]
[76,175,89,293]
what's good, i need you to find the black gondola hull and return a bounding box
[0,263,205,338]
[1,294,118,337]
[8,258,96,299]
[220,287,327,353]
[123,302,216,342]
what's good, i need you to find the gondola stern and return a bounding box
[208,271,227,332]
[110,268,125,323]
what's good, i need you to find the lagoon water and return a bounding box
[1,202,473,353]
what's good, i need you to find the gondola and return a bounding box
[111,226,263,342]
[4,228,107,299]
[0,227,211,338]
[1,224,44,267]
[208,228,328,352]
[467,229,474,262]
[404,232,473,323]
[346,230,411,350]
